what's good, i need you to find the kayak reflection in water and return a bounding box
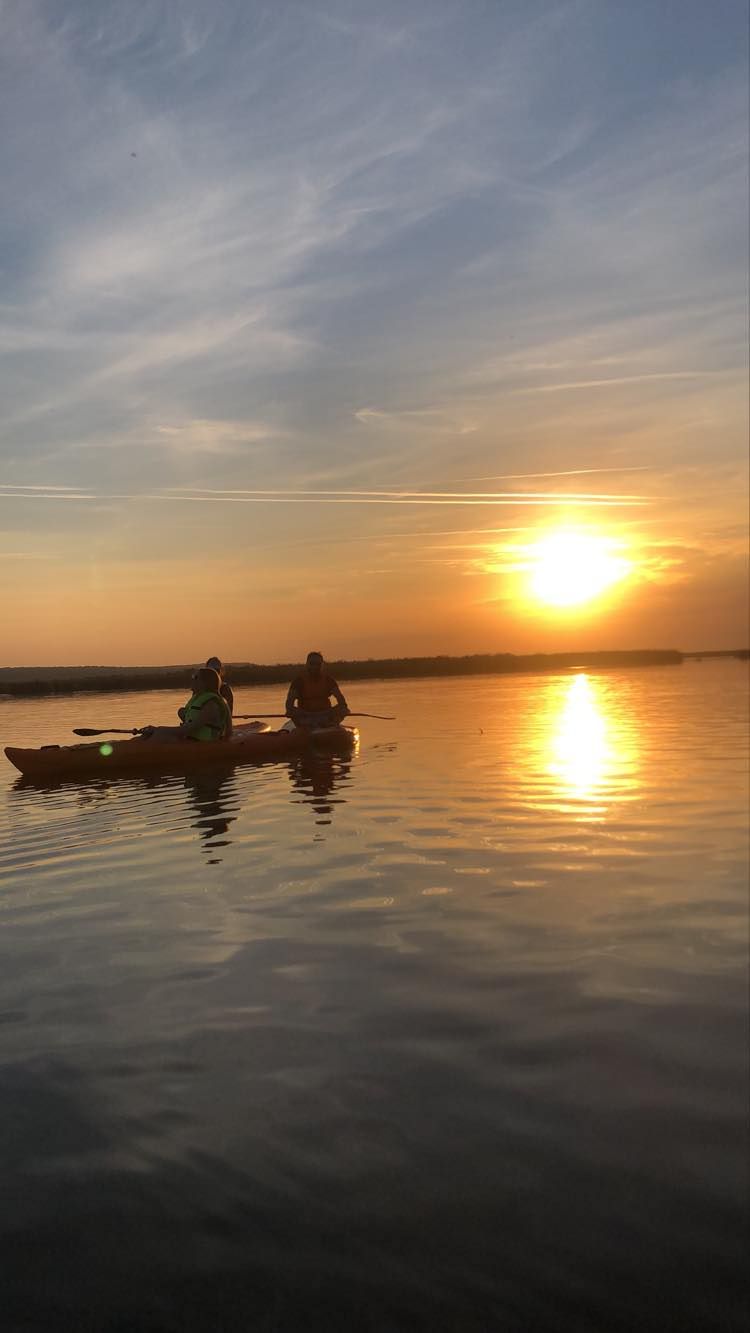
[141,667,233,744]
[285,651,349,729]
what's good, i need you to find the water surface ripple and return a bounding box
[0,663,747,1331]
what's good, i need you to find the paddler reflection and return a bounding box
[182,768,239,863]
[287,748,355,826]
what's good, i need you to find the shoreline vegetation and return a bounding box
[0,648,746,699]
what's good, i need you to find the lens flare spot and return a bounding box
[99,743,114,756]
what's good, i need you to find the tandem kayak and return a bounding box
[4,720,358,779]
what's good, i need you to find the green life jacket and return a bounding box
[183,689,231,742]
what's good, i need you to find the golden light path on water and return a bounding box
[528,673,640,812]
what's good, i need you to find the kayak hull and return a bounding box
[4,721,358,779]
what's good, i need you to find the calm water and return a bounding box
[0,662,747,1333]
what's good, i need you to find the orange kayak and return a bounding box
[4,720,358,779]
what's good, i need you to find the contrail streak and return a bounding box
[0,486,651,508]
[151,494,648,507]
[515,371,716,393]
[0,484,92,491]
[0,490,97,501]
[446,467,652,482]
[161,486,650,501]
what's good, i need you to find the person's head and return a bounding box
[206,656,223,676]
[194,666,221,694]
[305,651,324,677]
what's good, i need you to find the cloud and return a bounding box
[0,550,56,559]
[441,466,653,482]
[355,406,478,435]
[512,371,725,395]
[0,486,650,511]
[153,419,280,455]
[154,484,650,506]
[0,486,96,501]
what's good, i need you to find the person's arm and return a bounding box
[285,679,300,716]
[221,682,234,713]
[330,679,349,712]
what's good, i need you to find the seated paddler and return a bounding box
[206,656,234,714]
[142,667,233,744]
[178,657,233,721]
[285,651,349,729]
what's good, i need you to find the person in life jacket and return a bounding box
[206,656,234,714]
[285,652,349,729]
[142,667,232,743]
[178,657,234,721]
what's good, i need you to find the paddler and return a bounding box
[142,667,232,744]
[206,656,234,714]
[285,651,349,729]
[178,657,233,722]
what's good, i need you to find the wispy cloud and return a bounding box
[512,371,727,395]
[0,490,649,510]
[355,406,478,435]
[153,418,280,455]
[152,485,651,507]
[442,467,653,483]
[0,550,56,559]
[0,485,97,501]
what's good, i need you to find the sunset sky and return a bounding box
[1,0,747,666]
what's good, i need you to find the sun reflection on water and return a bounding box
[539,673,639,810]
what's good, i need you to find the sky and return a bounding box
[1,0,747,666]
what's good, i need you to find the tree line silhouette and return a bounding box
[0,649,689,698]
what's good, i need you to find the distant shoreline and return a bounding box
[0,649,745,700]
[1,648,746,699]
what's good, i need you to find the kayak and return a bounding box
[4,720,358,779]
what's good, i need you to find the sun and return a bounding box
[528,530,632,608]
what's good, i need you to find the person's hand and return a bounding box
[177,707,186,720]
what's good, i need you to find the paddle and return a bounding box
[73,727,145,736]
[233,712,396,721]
[73,711,394,736]
[346,712,395,720]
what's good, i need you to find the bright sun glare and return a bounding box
[528,531,632,608]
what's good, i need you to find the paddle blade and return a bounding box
[72,727,142,736]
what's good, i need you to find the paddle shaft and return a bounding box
[73,711,394,736]
[234,711,395,721]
